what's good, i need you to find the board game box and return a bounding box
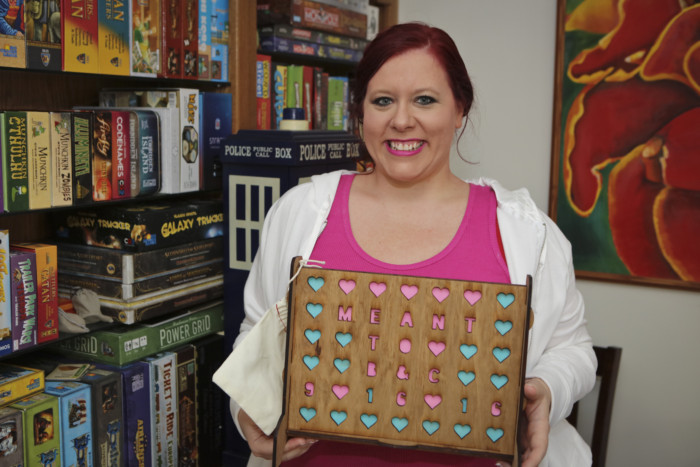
[98,360,152,467]
[194,333,225,466]
[10,392,61,466]
[174,344,197,465]
[58,260,223,299]
[72,111,94,205]
[63,0,99,73]
[78,366,125,467]
[53,199,223,252]
[2,111,29,212]
[10,249,37,351]
[199,91,232,191]
[0,229,11,357]
[0,406,24,466]
[81,274,223,323]
[130,0,161,77]
[98,0,131,75]
[54,300,224,365]
[0,363,45,406]
[12,243,59,344]
[50,111,74,207]
[208,0,229,82]
[143,351,177,466]
[0,7,26,69]
[44,380,94,467]
[56,236,224,282]
[26,111,52,209]
[25,0,61,71]
[182,0,199,79]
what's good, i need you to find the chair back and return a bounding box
[567,345,622,467]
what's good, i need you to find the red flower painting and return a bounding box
[551,0,700,288]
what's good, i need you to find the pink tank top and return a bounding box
[283,174,510,467]
[310,174,509,282]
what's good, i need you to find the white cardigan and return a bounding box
[232,170,596,466]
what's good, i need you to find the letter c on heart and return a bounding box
[396,391,406,406]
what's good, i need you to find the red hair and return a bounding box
[351,22,474,125]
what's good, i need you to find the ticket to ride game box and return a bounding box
[274,258,533,466]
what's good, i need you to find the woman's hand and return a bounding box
[519,377,552,467]
[238,409,317,461]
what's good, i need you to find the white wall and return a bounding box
[398,1,700,466]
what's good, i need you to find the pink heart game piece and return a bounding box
[432,287,450,303]
[339,279,356,294]
[401,284,419,300]
[369,281,387,297]
[332,384,349,400]
[424,394,442,409]
[464,290,482,305]
[428,341,446,356]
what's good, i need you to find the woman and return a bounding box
[231,22,596,466]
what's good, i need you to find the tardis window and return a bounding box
[228,175,280,270]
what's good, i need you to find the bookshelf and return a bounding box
[0,0,397,463]
[0,0,397,232]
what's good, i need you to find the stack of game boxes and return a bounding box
[254,0,380,130]
[1,86,229,212]
[0,0,229,82]
[0,229,60,358]
[0,325,226,466]
[51,198,224,324]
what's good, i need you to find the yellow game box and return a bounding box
[0,363,45,406]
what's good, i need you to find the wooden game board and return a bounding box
[274,258,532,465]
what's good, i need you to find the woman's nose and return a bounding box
[390,102,415,130]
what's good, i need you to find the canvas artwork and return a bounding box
[275,259,532,465]
[549,0,700,290]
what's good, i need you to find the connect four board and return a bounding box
[274,258,533,465]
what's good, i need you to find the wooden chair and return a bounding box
[567,345,622,467]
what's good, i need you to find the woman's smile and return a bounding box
[385,139,425,156]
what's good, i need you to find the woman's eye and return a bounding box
[372,97,392,106]
[416,95,437,105]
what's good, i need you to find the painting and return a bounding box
[549,0,700,290]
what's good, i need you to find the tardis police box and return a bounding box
[220,129,360,462]
[221,129,360,331]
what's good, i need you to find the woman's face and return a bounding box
[362,48,464,185]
